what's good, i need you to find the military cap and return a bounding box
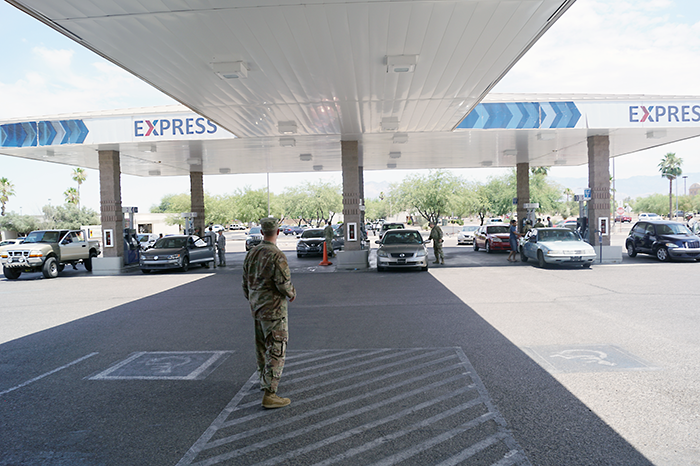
[260,217,280,233]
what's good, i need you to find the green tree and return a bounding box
[632,193,668,216]
[364,198,389,221]
[658,152,683,218]
[63,187,79,206]
[391,170,465,224]
[41,204,99,230]
[71,168,87,209]
[234,187,272,224]
[0,177,15,216]
[0,212,40,235]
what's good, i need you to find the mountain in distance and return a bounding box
[550,173,700,203]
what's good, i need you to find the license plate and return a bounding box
[570,256,582,261]
[397,259,406,264]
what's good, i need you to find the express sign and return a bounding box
[629,105,700,123]
[134,117,218,137]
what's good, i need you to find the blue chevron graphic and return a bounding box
[1,119,88,147]
[457,102,581,129]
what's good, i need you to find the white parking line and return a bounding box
[0,352,98,396]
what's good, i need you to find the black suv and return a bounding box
[626,220,700,262]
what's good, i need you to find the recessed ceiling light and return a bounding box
[148,169,161,176]
[212,61,248,79]
[381,117,399,131]
[389,151,401,159]
[386,55,417,73]
[502,150,517,156]
[537,132,555,141]
[278,121,297,134]
[393,133,408,144]
[313,165,323,171]
[481,160,493,167]
[279,137,296,147]
[219,167,231,174]
[299,153,312,161]
[387,162,397,169]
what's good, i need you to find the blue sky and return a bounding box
[2,0,700,214]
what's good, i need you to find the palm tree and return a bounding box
[64,187,80,206]
[72,168,87,209]
[563,187,574,203]
[658,152,683,218]
[531,166,550,176]
[0,177,15,216]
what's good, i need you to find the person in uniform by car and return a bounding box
[206,226,217,267]
[242,217,296,409]
[428,221,444,264]
[216,230,226,266]
[323,221,334,258]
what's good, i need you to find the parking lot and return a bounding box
[1,223,699,465]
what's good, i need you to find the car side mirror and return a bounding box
[375,240,380,244]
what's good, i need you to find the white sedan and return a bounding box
[520,227,596,268]
[457,225,478,245]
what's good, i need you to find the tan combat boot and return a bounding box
[262,390,291,409]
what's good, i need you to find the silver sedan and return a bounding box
[375,229,429,271]
[520,228,596,268]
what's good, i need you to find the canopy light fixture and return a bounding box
[313,164,323,171]
[381,117,399,131]
[389,151,401,159]
[186,157,202,165]
[387,162,397,169]
[480,160,493,167]
[148,169,161,176]
[278,121,297,134]
[646,130,666,139]
[299,153,312,161]
[393,133,408,144]
[386,55,417,73]
[279,137,296,147]
[554,159,567,165]
[219,167,231,174]
[536,132,555,141]
[138,143,157,153]
[502,149,517,156]
[212,61,248,79]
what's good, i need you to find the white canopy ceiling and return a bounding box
[4,0,700,177]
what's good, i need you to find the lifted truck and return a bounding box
[1,229,101,280]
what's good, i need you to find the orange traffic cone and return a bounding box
[319,242,333,266]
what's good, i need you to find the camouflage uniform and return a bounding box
[242,219,296,394]
[429,223,444,264]
[323,223,334,257]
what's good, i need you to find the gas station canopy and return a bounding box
[3,0,700,176]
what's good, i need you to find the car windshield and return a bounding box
[382,231,423,245]
[153,237,187,249]
[538,229,581,242]
[486,226,509,234]
[301,229,325,239]
[656,223,692,235]
[22,231,61,243]
[382,224,404,231]
[462,226,478,232]
[249,227,261,235]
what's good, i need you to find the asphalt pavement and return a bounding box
[1,224,698,465]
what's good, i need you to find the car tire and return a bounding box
[473,241,479,252]
[485,241,492,253]
[626,242,637,258]
[297,253,304,258]
[421,264,429,271]
[537,250,547,268]
[655,247,670,262]
[582,263,591,269]
[42,257,59,278]
[377,265,385,272]
[180,256,190,272]
[84,252,97,271]
[141,269,151,274]
[3,266,21,280]
[520,250,529,262]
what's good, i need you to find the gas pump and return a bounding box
[523,202,539,226]
[574,189,591,243]
[122,207,140,265]
[181,212,197,235]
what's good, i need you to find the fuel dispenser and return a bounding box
[574,189,591,243]
[123,207,140,265]
[181,212,197,235]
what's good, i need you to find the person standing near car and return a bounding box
[323,220,334,258]
[507,219,521,262]
[216,230,226,266]
[428,221,444,264]
[242,217,296,409]
[206,226,217,267]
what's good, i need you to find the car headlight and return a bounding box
[415,249,427,257]
[665,242,679,248]
[167,254,181,260]
[492,237,503,242]
[377,250,388,257]
[29,250,44,258]
[298,243,307,249]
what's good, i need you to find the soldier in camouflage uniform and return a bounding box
[242,217,296,409]
[428,221,444,264]
[323,221,334,258]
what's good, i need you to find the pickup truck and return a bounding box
[0,229,101,279]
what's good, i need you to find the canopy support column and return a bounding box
[190,171,205,235]
[337,140,368,269]
[587,135,622,262]
[93,150,124,274]
[516,162,530,232]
